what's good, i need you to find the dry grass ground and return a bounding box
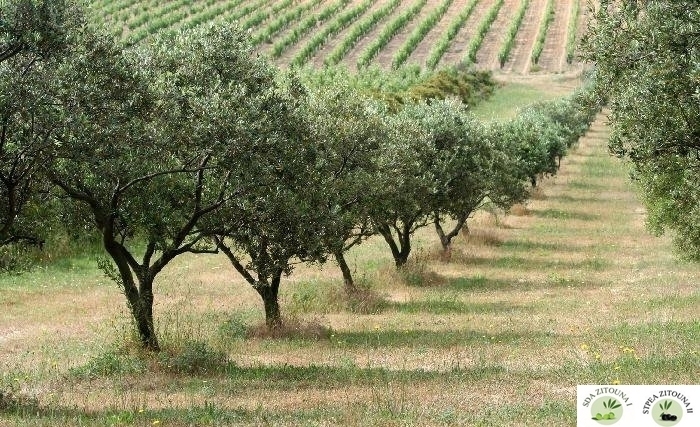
[1,90,698,426]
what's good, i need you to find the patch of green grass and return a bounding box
[595,320,700,353]
[461,255,610,271]
[70,340,228,380]
[0,389,636,426]
[550,194,603,203]
[460,400,576,426]
[583,160,626,179]
[559,353,700,385]
[567,180,606,190]
[331,329,555,348]
[70,349,147,380]
[634,293,700,311]
[389,298,531,315]
[0,404,319,426]
[284,279,388,315]
[499,239,576,252]
[447,275,607,292]
[471,82,565,121]
[218,312,254,340]
[532,208,600,221]
[0,256,105,292]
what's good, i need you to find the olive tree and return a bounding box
[209,88,333,328]
[0,0,78,248]
[491,108,567,189]
[371,107,434,268]
[415,101,528,252]
[584,1,700,260]
[369,100,528,265]
[47,23,293,350]
[0,0,76,63]
[212,183,333,330]
[303,85,387,294]
[0,45,52,249]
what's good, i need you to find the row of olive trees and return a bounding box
[583,1,700,262]
[1,0,599,351]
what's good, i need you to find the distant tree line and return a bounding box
[1,0,600,350]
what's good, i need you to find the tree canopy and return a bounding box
[584,1,700,260]
[0,0,81,251]
[1,0,601,348]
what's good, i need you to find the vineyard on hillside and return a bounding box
[88,0,586,72]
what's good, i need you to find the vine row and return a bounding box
[251,0,323,46]
[566,0,580,64]
[271,0,350,58]
[498,0,530,68]
[391,0,454,69]
[424,0,480,70]
[531,0,555,65]
[324,0,402,66]
[291,0,373,67]
[463,0,504,64]
[356,0,428,69]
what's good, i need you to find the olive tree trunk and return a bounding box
[434,212,469,252]
[334,250,358,294]
[104,239,160,351]
[255,271,283,330]
[377,222,412,268]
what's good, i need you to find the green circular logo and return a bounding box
[590,396,624,425]
[651,399,683,426]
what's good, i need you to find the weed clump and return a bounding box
[343,287,388,314]
[70,339,228,378]
[246,317,331,341]
[0,381,39,413]
[286,280,387,315]
[394,251,445,287]
[158,340,227,374]
[70,348,146,379]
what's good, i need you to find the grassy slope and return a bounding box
[1,84,699,425]
[471,73,579,121]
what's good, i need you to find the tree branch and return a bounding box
[0,43,24,63]
[214,236,259,288]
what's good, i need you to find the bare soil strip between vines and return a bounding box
[309,0,388,68]
[474,0,520,70]
[504,0,545,73]
[406,0,470,68]
[437,0,492,67]
[537,0,573,72]
[374,0,440,68]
